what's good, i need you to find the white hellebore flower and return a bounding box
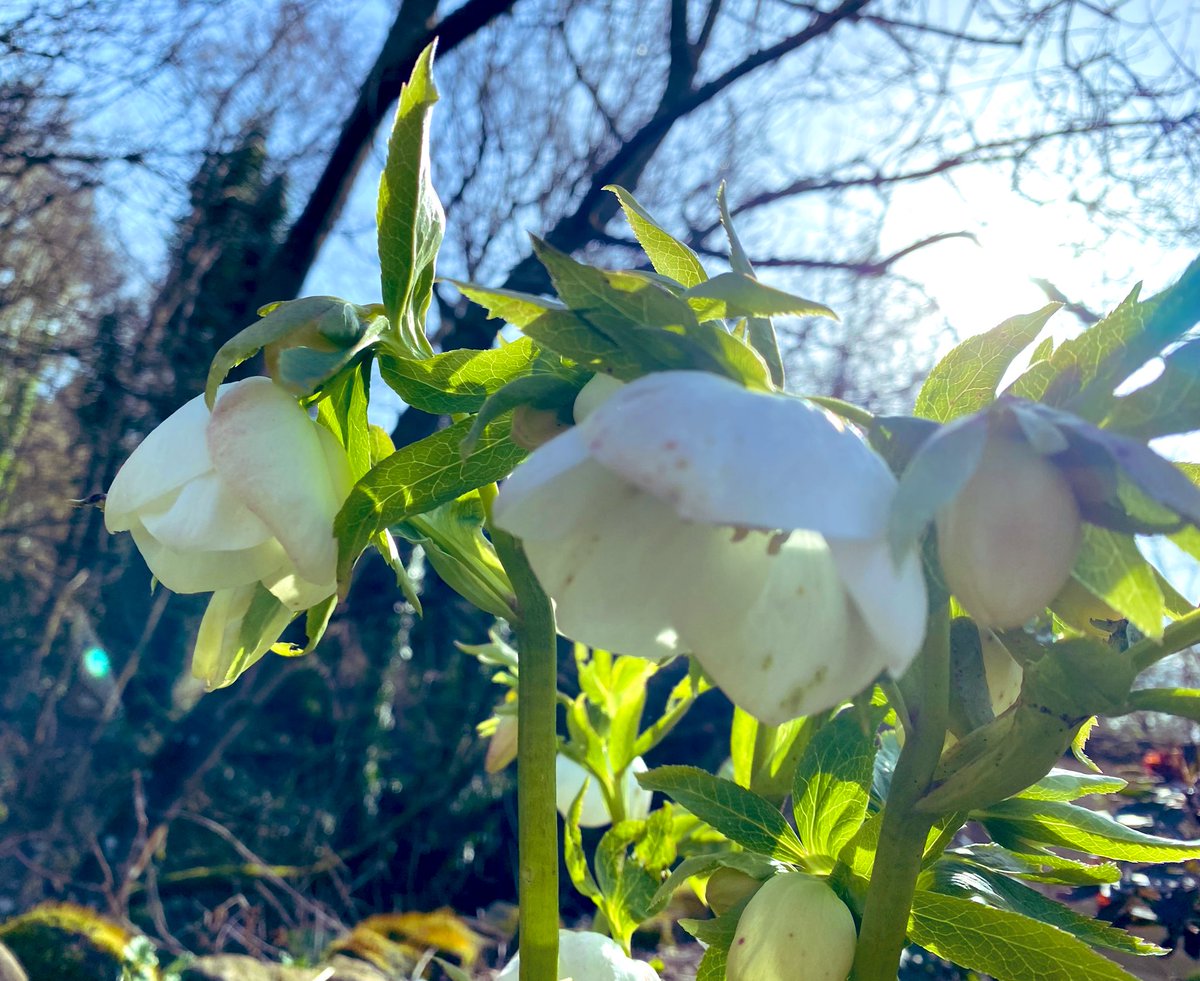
[493,371,927,725]
[105,377,352,684]
[556,755,651,828]
[496,929,660,981]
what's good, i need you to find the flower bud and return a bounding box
[556,756,651,828]
[496,929,660,980]
[727,873,857,981]
[704,867,762,916]
[937,436,1082,628]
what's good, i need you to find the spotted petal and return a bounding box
[581,371,895,539]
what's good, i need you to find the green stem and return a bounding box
[851,605,951,981]
[492,528,560,981]
[1129,607,1200,673]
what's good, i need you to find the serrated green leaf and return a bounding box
[449,281,566,328]
[978,796,1200,862]
[718,183,784,387]
[316,362,372,481]
[645,851,772,918]
[683,272,837,323]
[681,899,749,981]
[952,843,1120,885]
[1071,526,1165,639]
[378,42,442,358]
[563,782,602,903]
[377,337,538,414]
[1009,256,1200,421]
[518,308,644,377]
[915,304,1060,423]
[638,765,807,864]
[792,712,876,861]
[909,889,1145,980]
[606,185,707,288]
[927,860,1165,956]
[334,415,525,587]
[1016,768,1126,802]
[1072,716,1100,772]
[595,822,660,949]
[1105,339,1200,438]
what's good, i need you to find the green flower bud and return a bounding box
[704,867,763,916]
[937,436,1081,628]
[727,873,857,981]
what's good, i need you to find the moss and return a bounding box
[0,903,158,981]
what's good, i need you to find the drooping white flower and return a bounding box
[556,755,652,828]
[106,378,352,686]
[106,377,352,609]
[496,929,660,981]
[493,371,926,725]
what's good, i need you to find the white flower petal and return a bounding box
[624,756,652,821]
[105,392,213,531]
[520,464,686,662]
[828,538,928,675]
[192,584,293,691]
[556,756,614,828]
[263,569,335,612]
[130,523,289,593]
[138,472,275,552]
[580,370,894,538]
[491,428,595,541]
[670,527,884,724]
[497,930,661,981]
[207,378,340,585]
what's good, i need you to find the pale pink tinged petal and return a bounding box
[207,377,339,585]
[522,470,686,662]
[582,370,895,538]
[670,527,863,724]
[130,523,288,593]
[138,472,274,551]
[263,569,335,612]
[105,392,214,531]
[491,428,595,541]
[192,585,293,691]
[828,538,928,675]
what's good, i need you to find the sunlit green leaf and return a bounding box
[449,281,566,328]
[1016,769,1126,802]
[335,415,524,587]
[909,889,1143,980]
[317,361,372,480]
[1125,687,1200,724]
[638,765,807,864]
[683,272,837,323]
[1105,338,1200,438]
[977,796,1200,862]
[792,712,876,861]
[378,42,442,358]
[926,860,1164,956]
[377,337,538,414]
[915,304,1059,422]
[606,185,707,288]
[1071,526,1164,639]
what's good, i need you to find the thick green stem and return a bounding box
[851,606,951,981]
[492,529,560,981]
[1130,607,1200,673]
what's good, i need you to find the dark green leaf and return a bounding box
[335,415,525,586]
[377,337,538,414]
[792,712,876,860]
[915,304,1059,422]
[638,765,807,864]
[378,42,442,357]
[606,184,707,288]
[909,889,1144,980]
